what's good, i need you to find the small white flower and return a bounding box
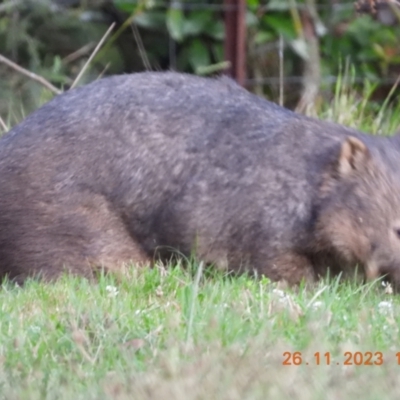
[105,285,119,298]
[30,326,41,333]
[381,281,393,294]
[155,286,163,297]
[272,289,286,298]
[272,288,290,305]
[378,301,393,315]
[311,301,323,310]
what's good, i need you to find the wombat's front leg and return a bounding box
[264,253,316,286]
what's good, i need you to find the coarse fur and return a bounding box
[2,71,400,286]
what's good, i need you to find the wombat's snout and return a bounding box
[366,259,400,292]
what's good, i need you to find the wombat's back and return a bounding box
[0,72,308,240]
[0,72,302,280]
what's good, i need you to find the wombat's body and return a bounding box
[2,72,400,285]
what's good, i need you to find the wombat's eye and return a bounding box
[395,228,400,239]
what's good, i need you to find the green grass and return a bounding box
[0,264,399,399]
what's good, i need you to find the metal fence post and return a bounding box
[224,0,246,86]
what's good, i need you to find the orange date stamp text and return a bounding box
[282,351,390,366]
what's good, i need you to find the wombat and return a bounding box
[1,71,400,287]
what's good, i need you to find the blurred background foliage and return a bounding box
[1,0,400,122]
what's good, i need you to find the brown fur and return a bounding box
[314,136,400,287]
[2,72,400,287]
[262,253,315,286]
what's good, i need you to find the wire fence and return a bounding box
[144,0,400,100]
[1,0,399,114]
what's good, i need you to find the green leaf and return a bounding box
[133,12,166,31]
[211,43,224,62]
[183,11,212,36]
[166,6,185,42]
[204,20,224,40]
[114,1,136,13]
[247,0,260,8]
[254,31,274,45]
[263,14,296,40]
[188,39,210,73]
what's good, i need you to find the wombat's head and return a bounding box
[316,136,400,289]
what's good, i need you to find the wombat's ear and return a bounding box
[337,136,370,176]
